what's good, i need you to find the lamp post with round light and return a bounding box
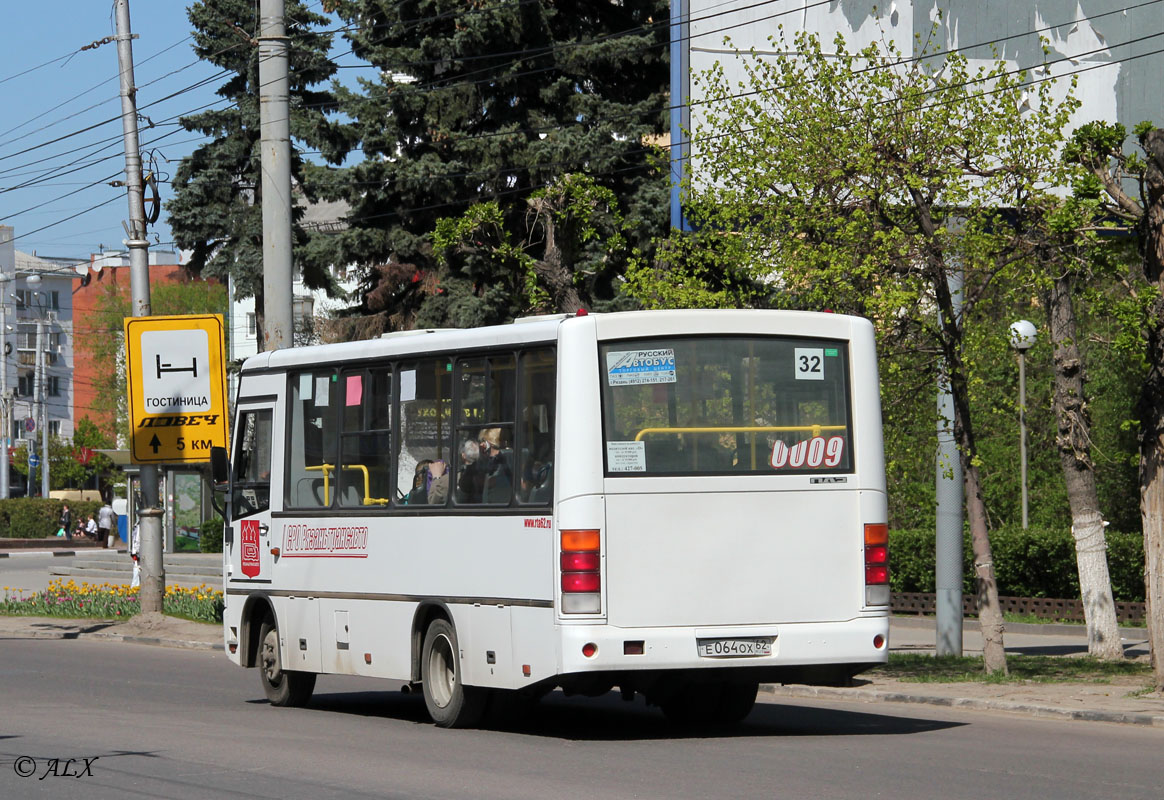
[1009,320,1037,529]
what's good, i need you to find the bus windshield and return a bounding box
[600,336,852,476]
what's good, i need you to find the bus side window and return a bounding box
[455,354,516,505]
[398,359,453,506]
[286,370,339,508]
[338,368,393,507]
[518,348,555,504]
[233,409,272,518]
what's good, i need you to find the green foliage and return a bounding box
[199,517,224,554]
[890,527,1145,601]
[167,0,348,314]
[314,0,670,331]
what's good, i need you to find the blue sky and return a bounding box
[0,1,358,262]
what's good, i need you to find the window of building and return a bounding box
[47,376,61,397]
[16,374,33,397]
[48,420,60,436]
[246,312,257,338]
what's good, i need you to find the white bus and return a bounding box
[218,309,889,727]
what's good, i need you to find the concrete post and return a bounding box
[115,0,164,612]
[935,270,964,657]
[258,0,293,352]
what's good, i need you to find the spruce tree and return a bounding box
[166,0,349,343]
[316,0,670,330]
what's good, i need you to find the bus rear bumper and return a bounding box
[557,615,889,681]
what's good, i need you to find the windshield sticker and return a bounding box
[794,348,825,380]
[607,349,677,386]
[771,436,845,469]
[607,440,647,472]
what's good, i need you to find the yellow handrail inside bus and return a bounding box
[633,424,846,441]
[305,463,390,506]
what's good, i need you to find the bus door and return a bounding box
[228,405,275,584]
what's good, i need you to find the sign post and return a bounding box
[124,315,229,464]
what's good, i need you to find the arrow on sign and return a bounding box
[149,435,162,454]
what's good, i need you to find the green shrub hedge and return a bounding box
[0,499,102,539]
[199,517,224,553]
[890,525,1145,602]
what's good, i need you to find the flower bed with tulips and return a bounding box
[2,579,224,623]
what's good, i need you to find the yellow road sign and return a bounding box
[124,314,229,464]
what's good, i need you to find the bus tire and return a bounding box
[661,680,757,726]
[258,619,316,707]
[421,618,487,728]
[715,681,758,724]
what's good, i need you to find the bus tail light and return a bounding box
[864,523,890,606]
[560,528,601,614]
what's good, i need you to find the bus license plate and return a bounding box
[696,637,773,658]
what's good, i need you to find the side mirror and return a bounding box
[210,446,230,489]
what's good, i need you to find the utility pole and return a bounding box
[115,0,164,613]
[0,229,9,500]
[34,317,43,496]
[935,270,964,657]
[258,0,293,351]
[38,315,50,498]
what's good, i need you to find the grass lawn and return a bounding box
[873,653,1152,684]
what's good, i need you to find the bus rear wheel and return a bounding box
[258,618,316,707]
[421,618,487,728]
[660,680,758,726]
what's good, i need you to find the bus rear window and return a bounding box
[600,337,853,476]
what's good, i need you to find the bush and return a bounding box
[0,499,102,539]
[199,517,224,553]
[889,525,1145,602]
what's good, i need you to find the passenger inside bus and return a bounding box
[457,427,512,503]
[405,459,449,505]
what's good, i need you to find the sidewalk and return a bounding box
[763,616,1164,727]
[1,610,1160,727]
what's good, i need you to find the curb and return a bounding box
[0,549,90,558]
[758,683,1164,727]
[2,626,219,651]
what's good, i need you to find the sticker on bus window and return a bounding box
[399,369,416,402]
[794,348,825,380]
[607,349,677,386]
[607,441,646,472]
[770,436,845,469]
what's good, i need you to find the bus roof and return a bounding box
[242,309,870,373]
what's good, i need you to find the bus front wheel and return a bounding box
[421,618,487,728]
[258,618,316,707]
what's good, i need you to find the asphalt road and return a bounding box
[1,637,1162,800]
[0,554,56,594]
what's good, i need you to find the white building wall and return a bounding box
[681,0,1161,195]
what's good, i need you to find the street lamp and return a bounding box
[1009,319,1037,529]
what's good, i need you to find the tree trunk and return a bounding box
[961,446,1009,674]
[529,195,587,314]
[1048,274,1123,659]
[1138,127,1164,692]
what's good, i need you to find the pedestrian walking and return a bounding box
[97,502,116,549]
[59,504,72,541]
